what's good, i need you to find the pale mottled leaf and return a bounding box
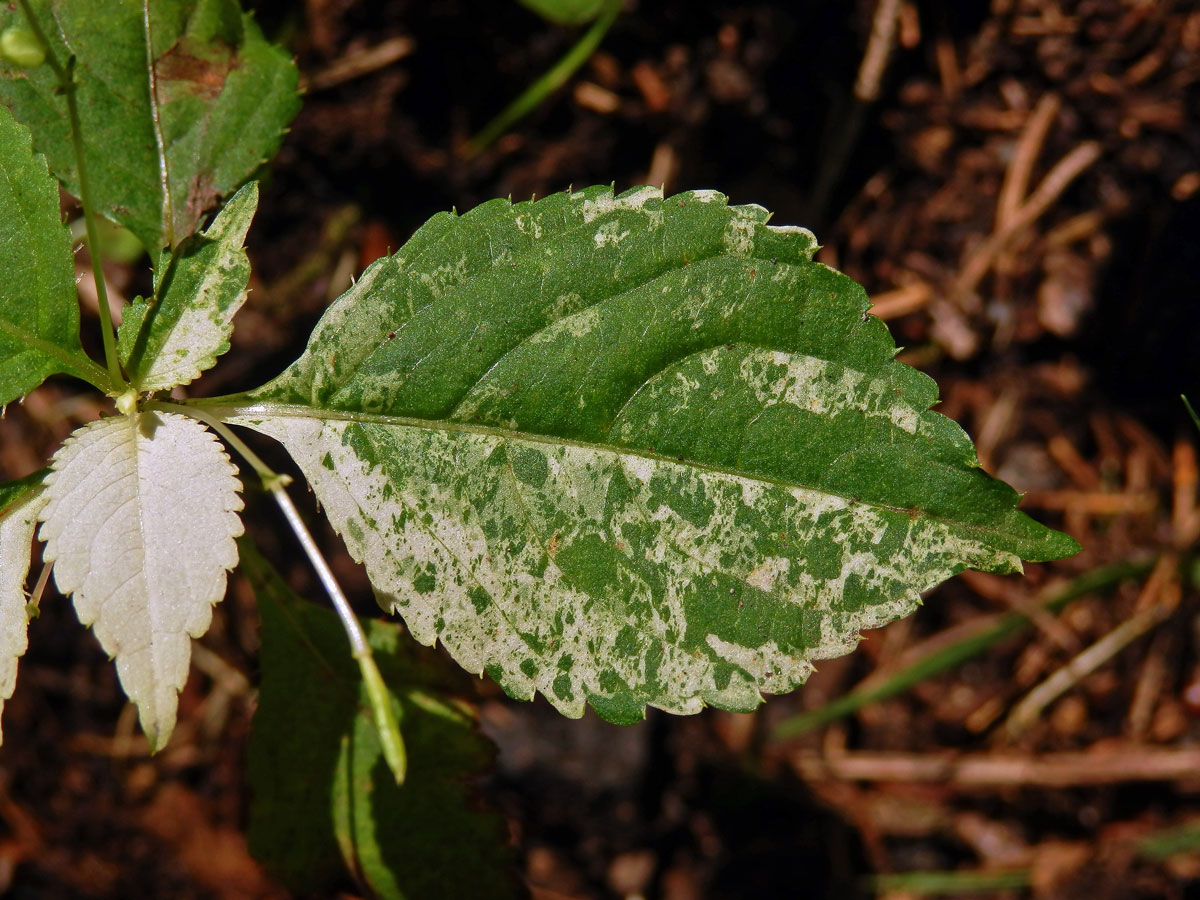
[0,0,299,251]
[38,411,243,747]
[242,541,523,900]
[0,105,99,406]
[216,185,1079,724]
[118,182,256,391]
[0,474,48,743]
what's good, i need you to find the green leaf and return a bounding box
[38,411,244,748]
[242,542,523,900]
[118,181,256,391]
[0,104,102,405]
[215,185,1080,724]
[516,0,607,25]
[0,0,299,251]
[0,469,47,516]
[0,475,47,742]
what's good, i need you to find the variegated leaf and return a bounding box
[118,182,257,391]
[208,185,1079,724]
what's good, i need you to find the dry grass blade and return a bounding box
[1003,555,1180,738]
[995,92,1061,230]
[954,141,1102,300]
[793,744,1200,787]
[303,36,416,91]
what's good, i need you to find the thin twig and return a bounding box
[303,36,416,92]
[1003,555,1179,738]
[1019,489,1156,514]
[793,744,1200,787]
[995,93,1061,230]
[770,560,1155,740]
[854,0,902,102]
[954,141,1102,300]
[1171,436,1199,546]
[1126,628,1172,740]
[869,282,932,320]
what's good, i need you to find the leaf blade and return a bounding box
[0,104,99,405]
[222,185,1078,722]
[38,411,243,747]
[0,0,299,251]
[118,181,256,391]
[0,476,48,743]
[243,542,523,900]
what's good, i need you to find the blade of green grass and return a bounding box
[465,0,620,155]
[1184,395,1200,433]
[771,558,1155,740]
[867,868,1030,896]
[1137,819,1200,861]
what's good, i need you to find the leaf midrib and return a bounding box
[189,398,1025,546]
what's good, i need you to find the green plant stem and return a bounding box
[270,485,407,785]
[154,402,408,784]
[1184,394,1200,433]
[18,0,124,392]
[771,558,1157,740]
[465,0,621,156]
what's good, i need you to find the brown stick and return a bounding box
[869,282,933,320]
[996,93,1061,230]
[1019,490,1156,514]
[793,745,1200,787]
[955,141,1102,300]
[854,0,903,102]
[1003,556,1179,738]
[304,36,416,91]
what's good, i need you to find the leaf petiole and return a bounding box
[152,401,408,784]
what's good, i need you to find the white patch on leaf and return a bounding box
[577,185,661,223]
[0,486,47,743]
[38,412,243,749]
[240,414,1014,723]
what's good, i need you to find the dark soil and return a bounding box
[1,1,1198,898]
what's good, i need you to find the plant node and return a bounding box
[115,388,139,416]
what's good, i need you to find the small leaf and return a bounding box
[220,186,1079,724]
[0,0,299,250]
[0,105,97,406]
[118,182,257,391]
[242,542,523,900]
[517,0,607,25]
[39,411,243,748]
[0,474,48,743]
